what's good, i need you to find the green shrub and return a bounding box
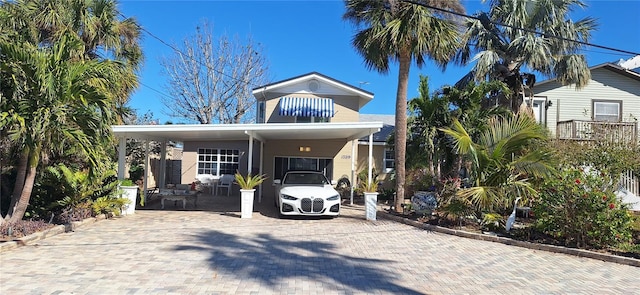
[234,172,267,190]
[481,212,505,232]
[92,196,130,216]
[533,167,633,249]
[119,179,136,186]
[379,188,396,201]
[28,164,120,222]
[128,165,144,183]
[58,201,94,223]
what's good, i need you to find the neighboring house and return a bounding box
[530,62,639,143]
[531,62,640,209]
[112,72,385,200]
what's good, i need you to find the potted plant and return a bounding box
[118,179,139,215]
[360,178,379,221]
[234,172,267,218]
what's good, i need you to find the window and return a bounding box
[593,100,621,122]
[384,148,395,173]
[273,157,333,181]
[295,116,330,123]
[197,148,239,176]
[256,101,265,123]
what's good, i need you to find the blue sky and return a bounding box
[119,0,640,124]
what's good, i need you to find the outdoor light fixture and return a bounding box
[299,146,311,152]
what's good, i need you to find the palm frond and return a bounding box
[457,185,503,212]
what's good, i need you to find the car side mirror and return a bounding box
[273,179,281,185]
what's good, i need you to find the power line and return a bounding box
[119,12,264,89]
[402,0,640,56]
[139,82,174,100]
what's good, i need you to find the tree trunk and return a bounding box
[8,163,37,223]
[427,152,434,176]
[394,52,410,213]
[511,91,523,114]
[5,147,38,223]
[4,149,29,221]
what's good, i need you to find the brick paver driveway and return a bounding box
[1,204,639,294]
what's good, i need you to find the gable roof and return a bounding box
[534,63,640,88]
[252,72,374,108]
[253,72,373,96]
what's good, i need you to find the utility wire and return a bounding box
[119,12,264,89]
[402,0,640,56]
[122,2,639,96]
[139,82,174,100]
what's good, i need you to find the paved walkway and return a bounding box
[1,201,639,294]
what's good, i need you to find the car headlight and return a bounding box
[281,194,298,200]
[327,195,340,201]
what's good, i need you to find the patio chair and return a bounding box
[217,174,234,196]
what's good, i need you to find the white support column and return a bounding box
[258,140,264,203]
[368,134,373,185]
[350,140,356,205]
[143,140,150,203]
[248,134,254,173]
[159,140,167,189]
[117,137,126,180]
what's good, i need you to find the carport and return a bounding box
[112,122,383,206]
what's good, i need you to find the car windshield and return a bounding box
[283,173,328,185]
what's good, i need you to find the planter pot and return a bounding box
[240,189,256,218]
[120,185,138,215]
[364,192,379,221]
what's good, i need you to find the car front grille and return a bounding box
[300,198,324,213]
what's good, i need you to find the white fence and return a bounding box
[620,170,639,196]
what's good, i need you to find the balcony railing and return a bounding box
[556,120,638,144]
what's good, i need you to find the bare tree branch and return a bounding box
[160,21,269,124]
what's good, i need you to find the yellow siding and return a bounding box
[533,67,640,137]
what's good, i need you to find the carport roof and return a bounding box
[111,122,383,142]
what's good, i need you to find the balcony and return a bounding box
[556,120,638,144]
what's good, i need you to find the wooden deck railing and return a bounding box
[556,120,638,144]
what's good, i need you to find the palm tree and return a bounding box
[3,0,142,123]
[458,0,596,113]
[343,0,465,212]
[0,33,121,223]
[407,75,451,176]
[440,113,554,212]
[1,0,141,223]
[445,80,512,140]
[408,77,511,181]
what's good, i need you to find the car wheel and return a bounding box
[336,177,350,189]
[273,196,283,218]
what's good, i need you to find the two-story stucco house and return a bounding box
[112,72,390,201]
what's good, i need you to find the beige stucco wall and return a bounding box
[263,93,360,123]
[179,137,362,199]
[261,139,354,198]
[181,140,259,185]
[357,144,392,189]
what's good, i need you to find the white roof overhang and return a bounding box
[111,122,383,142]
